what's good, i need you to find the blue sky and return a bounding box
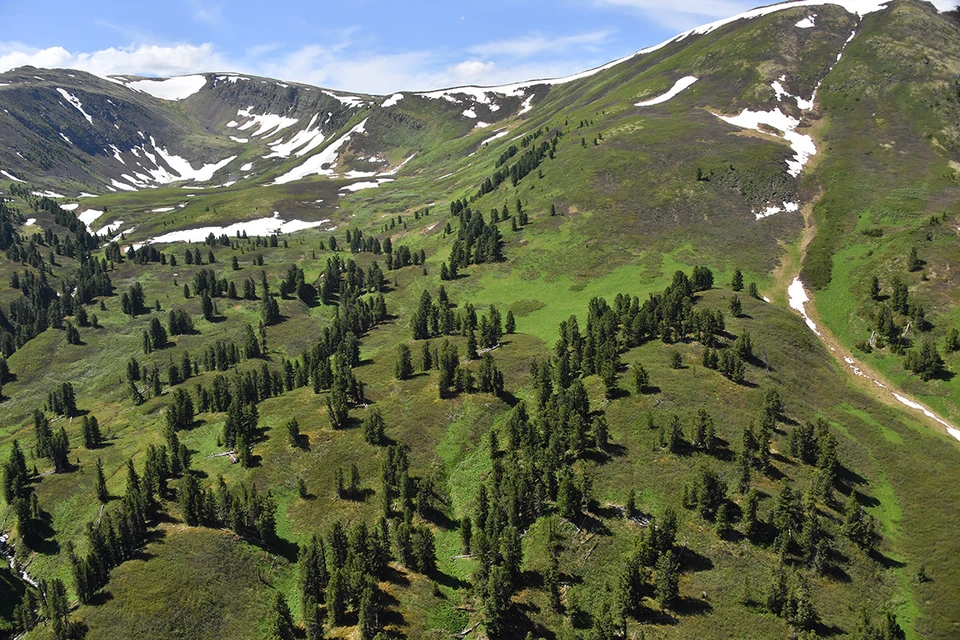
[0,0,955,94]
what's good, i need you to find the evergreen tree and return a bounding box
[731,268,744,291]
[269,592,295,640]
[395,343,414,380]
[633,363,649,394]
[655,550,679,608]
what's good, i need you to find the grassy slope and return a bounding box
[803,1,960,422]
[2,2,960,638]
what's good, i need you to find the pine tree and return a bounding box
[269,592,295,640]
[655,550,679,608]
[731,268,744,291]
[633,363,649,394]
[395,343,414,380]
[95,457,108,503]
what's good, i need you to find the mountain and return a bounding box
[1,1,960,639]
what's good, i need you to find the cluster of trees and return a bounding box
[384,240,425,271]
[444,206,504,278]
[178,476,278,547]
[474,127,558,198]
[69,460,152,605]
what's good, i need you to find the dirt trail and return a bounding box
[779,193,959,440]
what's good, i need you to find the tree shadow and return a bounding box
[673,595,713,616]
[676,547,714,573]
[429,567,469,590]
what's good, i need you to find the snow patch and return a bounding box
[754,201,799,220]
[235,107,299,138]
[788,277,820,335]
[322,90,367,108]
[272,118,369,185]
[56,88,94,124]
[264,113,327,159]
[124,75,207,101]
[24,218,36,226]
[147,212,330,243]
[462,108,477,118]
[229,136,249,143]
[480,129,511,146]
[240,162,253,171]
[474,121,491,128]
[379,154,416,176]
[381,93,403,107]
[59,133,73,145]
[340,178,394,192]
[714,107,815,177]
[1,170,24,182]
[635,76,698,106]
[151,207,176,213]
[60,203,79,211]
[796,14,817,27]
[32,190,66,198]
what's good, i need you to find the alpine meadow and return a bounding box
[2,1,960,639]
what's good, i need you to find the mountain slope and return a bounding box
[2,1,960,639]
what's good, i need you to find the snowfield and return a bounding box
[147,212,330,243]
[272,118,369,185]
[124,75,208,101]
[56,88,94,124]
[787,277,821,335]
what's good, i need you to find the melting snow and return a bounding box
[480,129,511,146]
[230,136,249,143]
[382,93,403,107]
[787,277,821,335]
[754,201,799,220]
[635,76,698,107]
[56,88,94,124]
[264,113,327,159]
[475,121,491,128]
[892,393,956,431]
[273,118,369,185]
[24,218,36,226]
[60,203,79,211]
[32,190,66,198]
[379,154,416,176]
[59,133,73,145]
[462,108,477,118]
[796,14,817,27]
[151,207,176,213]
[1,170,25,182]
[111,179,138,192]
[235,107,299,138]
[240,162,253,171]
[715,108,815,177]
[147,212,330,243]
[124,75,207,101]
[341,178,395,192]
[322,91,367,108]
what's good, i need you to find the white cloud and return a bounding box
[0,42,230,79]
[467,29,616,58]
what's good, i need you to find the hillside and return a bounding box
[1,1,960,639]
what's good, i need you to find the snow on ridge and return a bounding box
[56,88,94,124]
[381,93,403,108]
[235,107,299,138]
[272,118,369,185]
[462,108,477,118]
[322,90,367,108]
[635,76,698,107]
[124,75,208,101]
[147,212,330,244]
[264,113,327,159]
